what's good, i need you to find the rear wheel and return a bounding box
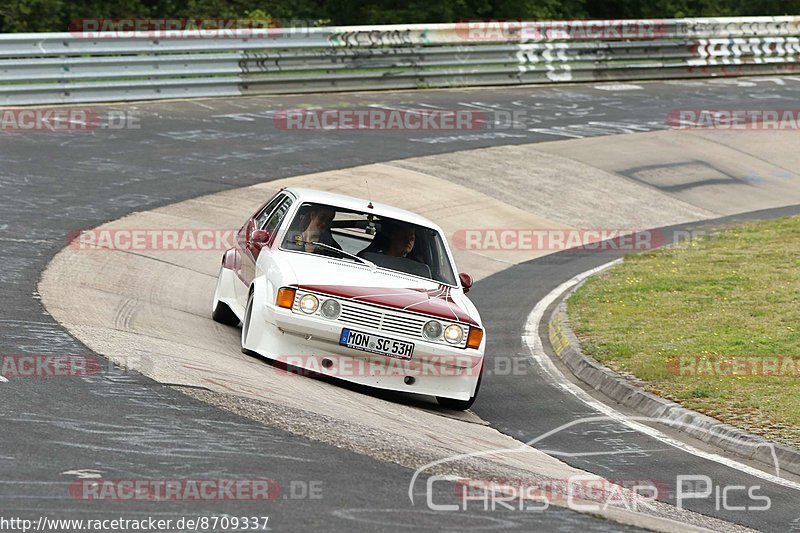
[211,268,240,326]
[436,362,483,411]
[212,300,239,326]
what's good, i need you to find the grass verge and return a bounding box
[568,216,800,448]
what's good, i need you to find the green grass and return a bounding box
[568,216,800,447]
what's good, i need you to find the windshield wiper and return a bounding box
[300,240,376,269]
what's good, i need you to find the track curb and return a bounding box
[547,286,800,479]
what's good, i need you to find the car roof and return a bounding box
[283,187,442,230]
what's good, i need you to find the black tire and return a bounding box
[212,299,240,326]
[436,363,483,410]
[241,290,258,356]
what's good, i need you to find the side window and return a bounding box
[428,230,456,285]
[263,197,293,242]
[254,194,285,229]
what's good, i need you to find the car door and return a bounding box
[234,194,285,303]
[240,195,293,292]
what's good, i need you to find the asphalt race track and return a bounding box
[3,77,800,531]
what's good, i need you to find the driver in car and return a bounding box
[356,222,431,278]
[359,223,416,258]
[385,224,416,258]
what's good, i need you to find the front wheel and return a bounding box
[436,362,483,411]
[241,290,257,356]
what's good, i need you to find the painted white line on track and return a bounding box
[60,469,103,479]
[594,84,643,91]
[524,259,800,491]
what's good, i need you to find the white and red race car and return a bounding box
[211,187,485,409]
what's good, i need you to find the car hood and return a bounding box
[278,252,477,326]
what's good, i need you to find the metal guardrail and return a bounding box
[1,17,799,105]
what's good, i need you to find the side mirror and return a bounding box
[459,272,473,293]
[249,229,272,251]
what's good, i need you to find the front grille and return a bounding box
[381,313,426,337]
[293,290,470,347]
[340,303,382,329]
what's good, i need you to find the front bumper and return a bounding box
[249,304,483,401]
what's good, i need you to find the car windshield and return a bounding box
[280,202,457,286]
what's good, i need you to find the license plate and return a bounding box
[339,328,414,360]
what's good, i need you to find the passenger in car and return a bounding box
[285,204,342,254]
[303,206,336,247]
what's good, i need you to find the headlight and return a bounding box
[423,320,443,340]
[299,294,319,314]
[444,324,464,344]
[320,299,341,319]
